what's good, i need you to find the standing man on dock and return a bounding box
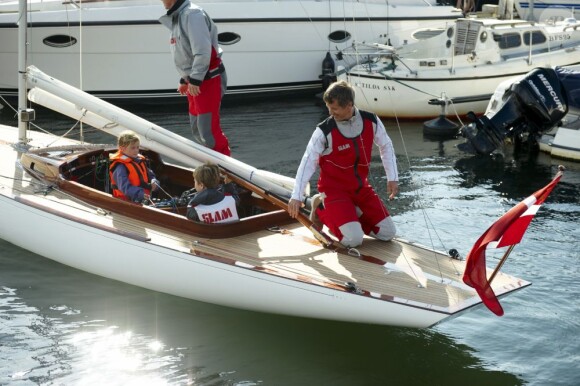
[288,80,399,248]
[159,0,231,156]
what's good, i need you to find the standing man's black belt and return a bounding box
[205,63,225,80]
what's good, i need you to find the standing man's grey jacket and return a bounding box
[159,0,223,85]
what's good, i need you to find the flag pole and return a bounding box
[488,244,515,285]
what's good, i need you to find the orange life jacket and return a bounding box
[109,152,151,201]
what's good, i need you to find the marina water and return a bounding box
[0,95,578,385]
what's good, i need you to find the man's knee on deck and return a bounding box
[370,216,396,241]
[339,221,364,247]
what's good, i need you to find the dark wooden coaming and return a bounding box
[25,146,296,239]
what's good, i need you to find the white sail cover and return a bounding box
[27,66,300,199]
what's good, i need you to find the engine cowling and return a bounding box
[459,66,580,155]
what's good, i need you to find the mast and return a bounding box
[16,0,33,150]
[528,0,535,21]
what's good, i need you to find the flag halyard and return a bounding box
[462,170,563,316]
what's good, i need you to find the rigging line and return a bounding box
[25,106,101,144]
[352,0,378,46]
[386,92,458,274]
[390,54,417,75]
[15,166,116,216]
[0,174,51,185]
[0,95,98,144]
[14,165,173,234]
[340,0,347,51]
[0,180,54,198]
[357,71,450,282]
[46,108,87,147]
[355,89,441,285]
[0,95,90,146]
[9,168,57,195]
[297,0,325,44]
[154,184,172,199]
[393,128,448,282]
[378,69,441,98]
[77,0,85,141]
[329,0,334,52]
[0,95,17,115]
[447,99,467,127]
[30,0,86,141]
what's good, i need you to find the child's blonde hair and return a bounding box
[193,163,221,189]
[118,130,140,148]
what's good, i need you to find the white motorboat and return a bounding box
[0,0,461,101]
[336,16,580,119]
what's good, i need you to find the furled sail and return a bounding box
[26,66,300,200]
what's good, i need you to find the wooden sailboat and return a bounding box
[0,1,539,328]
[0,65,538,327]
[0,121,533,328]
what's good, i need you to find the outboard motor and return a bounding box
[458,67,580,154]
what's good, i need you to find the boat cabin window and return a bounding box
[218,32,241,45]
[522,31,547,45]
[43,35,78,48]
[328,30,351,44]
[480,31,488,43]
[494,32,521,49]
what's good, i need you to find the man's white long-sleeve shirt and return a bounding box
[291,108,398,202]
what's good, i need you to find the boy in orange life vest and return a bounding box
[109,131,160,202]
[186,163,240,223]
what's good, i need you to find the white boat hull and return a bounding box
[0,192,447,328]
[0,0,460,99]
[342,61,580,119]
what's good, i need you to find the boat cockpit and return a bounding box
[20,145,295,239]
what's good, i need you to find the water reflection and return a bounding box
[0,239,522,385]
[1,96,577,385]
